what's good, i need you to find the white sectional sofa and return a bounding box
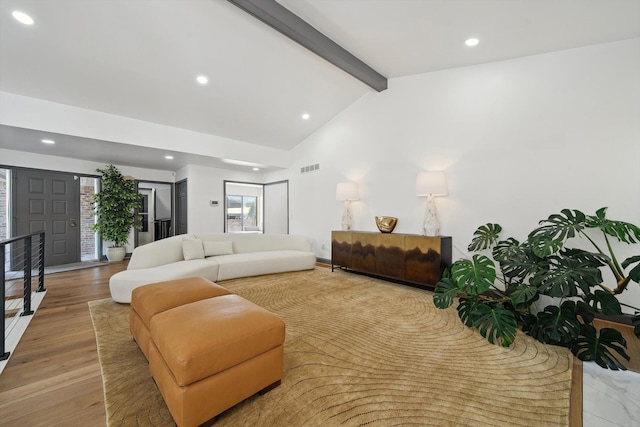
[109,233,316,303]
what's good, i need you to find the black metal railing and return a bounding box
[1,231,46,361]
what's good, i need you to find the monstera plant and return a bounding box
[434,208,640,370]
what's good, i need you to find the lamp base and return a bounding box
[421,195,440,236]
[341,200,353,231]
[422,226,439,237]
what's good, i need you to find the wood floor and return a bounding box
[0,261,127,426]
[2,262,637,426]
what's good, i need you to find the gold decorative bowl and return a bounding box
[375,216,398,233]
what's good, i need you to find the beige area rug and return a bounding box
[89,268,573,427]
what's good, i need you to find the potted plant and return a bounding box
[434,208,640,370]
[92,164,143,262]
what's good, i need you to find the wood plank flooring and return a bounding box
[0,261,126,427]
[2,261,636,426]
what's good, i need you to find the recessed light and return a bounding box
[253,167,260,171]
[465,38,479,47]
[196,75,208,85]
[222,158,262,167]
[41,139,55,144]
[302,113,310,120]
[164,155,174,160]
[12,10,34,26]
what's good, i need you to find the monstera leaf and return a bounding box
[572,324,630,370]
[491,237,521,263]
[574,300,596,324]
[622,255,640,283]
[586,207,640,244]
[494,240,542,281]
[527,236,564,260]
[457,296,479,327]
[433,278,460,309]
[450,255,496,295]
[468,223,502,252]
[471,303,517,347]
[505,283,539,307]
[584,290,623,316]
[525,303,581,346]
[528,209,587,257]
[531,252,603,297]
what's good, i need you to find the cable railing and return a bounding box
[1,231,46,361]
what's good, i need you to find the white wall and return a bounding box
[267,39,640,311]
[264,181,289,234]
[176,164,262,233]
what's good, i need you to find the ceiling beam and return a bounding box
[227,0,387,92]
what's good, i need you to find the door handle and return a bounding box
[70,218,78,227]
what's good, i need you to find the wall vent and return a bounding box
[300,163,320,174]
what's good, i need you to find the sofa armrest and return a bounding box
[128,234,195,269]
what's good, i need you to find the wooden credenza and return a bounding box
[331,231,452,289]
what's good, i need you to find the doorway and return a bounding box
[135,181,173,247]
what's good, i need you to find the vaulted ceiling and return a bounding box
[1,0,638,172]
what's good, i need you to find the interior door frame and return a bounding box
[134,180,174,248]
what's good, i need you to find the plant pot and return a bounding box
[106,246,126,262]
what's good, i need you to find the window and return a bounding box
[80,176,99,260]
[226,195,258,232]
[224,180,288,234]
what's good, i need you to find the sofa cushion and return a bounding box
[183,239,205,260]
[109,259,220,303]
[214,250,316,281]
[196,233,312,254]
[203,241,234,256]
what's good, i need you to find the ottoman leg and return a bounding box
[258,380,281,395]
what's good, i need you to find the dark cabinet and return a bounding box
[331,231,452,289]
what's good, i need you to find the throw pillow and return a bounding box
[182,239,205,260]
[203,241,234,256]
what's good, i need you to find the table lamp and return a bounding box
[416,171,447,236]
[336,182,359,231]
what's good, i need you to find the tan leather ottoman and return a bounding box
[130,277,232,360]
[149,294,285,427]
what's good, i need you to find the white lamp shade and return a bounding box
[336,182,359,201]
[416,171,447,196]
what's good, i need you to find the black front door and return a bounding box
[14,168,80,266]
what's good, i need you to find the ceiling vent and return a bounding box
[300,163,320,174]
